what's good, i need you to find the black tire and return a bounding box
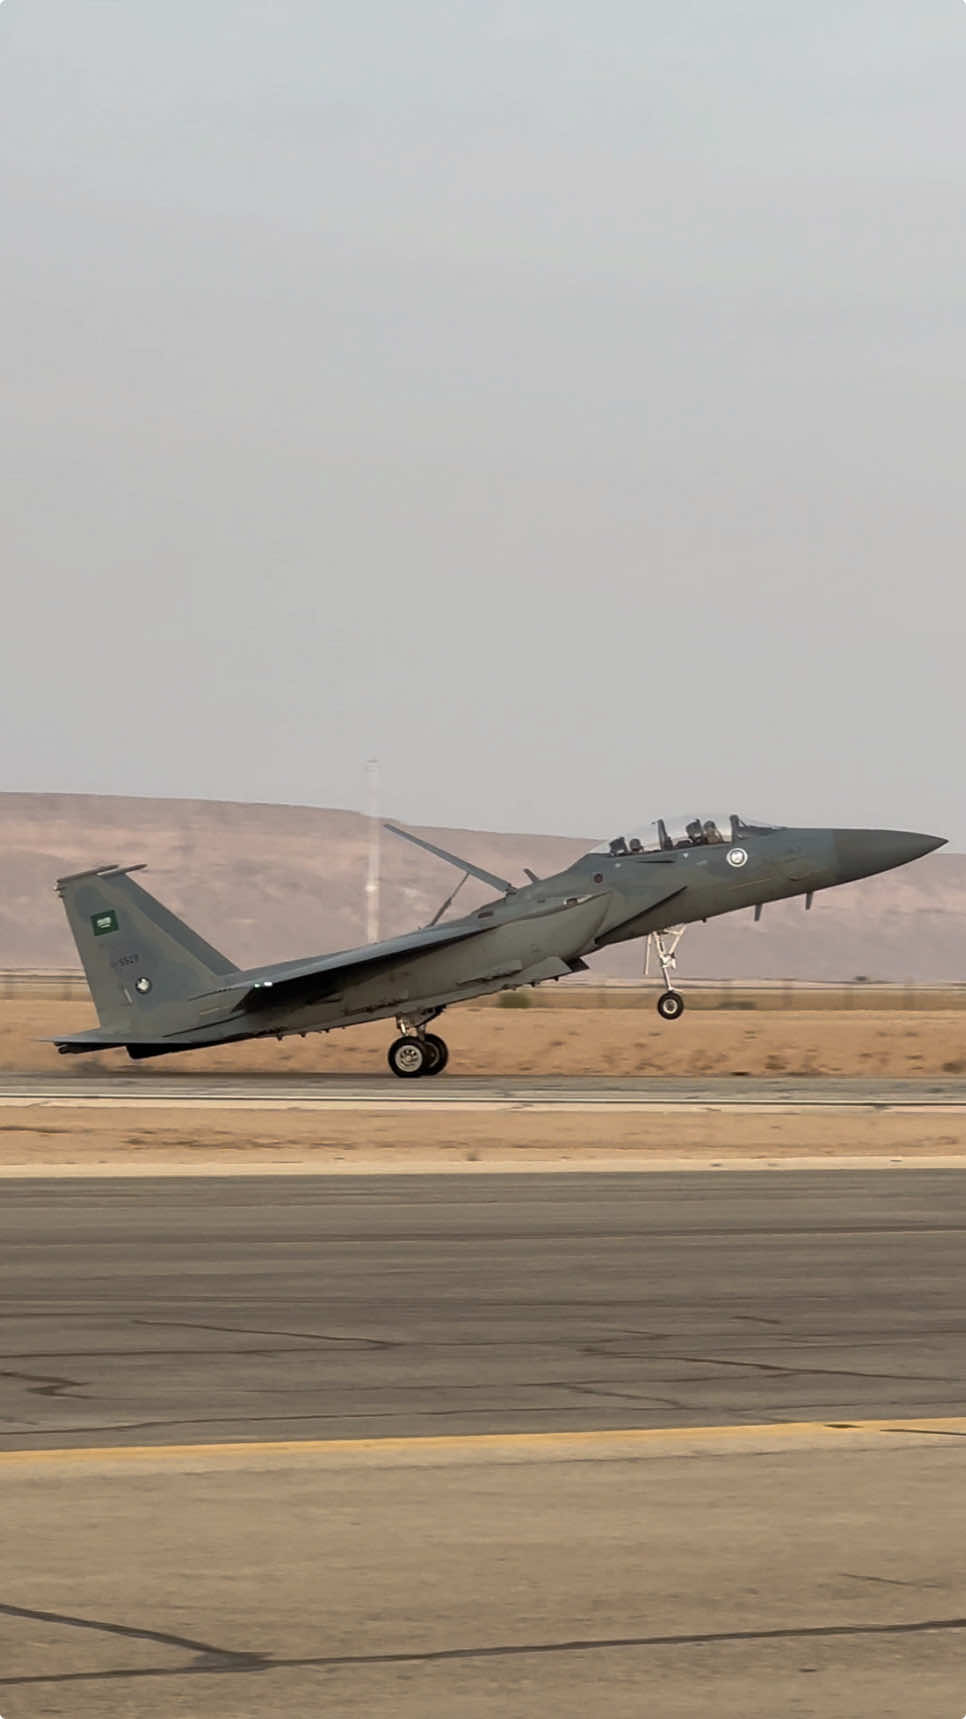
[387,1035,430,1077]
[657,990,685,1021]
[423,1033,449,1076]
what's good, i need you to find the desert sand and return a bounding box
[5,999,965,1078]
[1,1104,964,1176]
[5,1000,965,1173]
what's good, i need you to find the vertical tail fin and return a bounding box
[57,865,238,1032]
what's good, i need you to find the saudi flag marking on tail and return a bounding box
[91,909,118,936]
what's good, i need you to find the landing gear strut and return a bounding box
[646,928,686,1022]
[387,1012,449,1078]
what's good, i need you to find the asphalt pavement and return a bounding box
[3,1171,965,1449]
[3,1172,966,1717]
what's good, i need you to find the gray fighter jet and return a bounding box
[53,814,943,1075]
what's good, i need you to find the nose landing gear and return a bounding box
[646,928,687,1022]
[656,989,685,1021]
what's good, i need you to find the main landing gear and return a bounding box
[387,1014,449,1078]
[646,928,687,1022]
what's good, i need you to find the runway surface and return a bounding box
[3,1171,966,1450]
[4,1072,966,1109]
[3,1173,966,1716]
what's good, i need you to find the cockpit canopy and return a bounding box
[592,813,782,857]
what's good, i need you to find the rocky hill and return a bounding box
[0,792,963,982]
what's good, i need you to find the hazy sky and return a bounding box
[2,2,965,840]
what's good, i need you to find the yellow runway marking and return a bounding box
[2,1417,965,1466]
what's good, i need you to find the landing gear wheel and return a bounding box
[657,990,685,1022]
[422,1033,449,1076]
[387,1035,430,1078]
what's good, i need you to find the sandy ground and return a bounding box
[8,1002,966,1173]
[7,1000,966,1078]
[2,1105,966,1174]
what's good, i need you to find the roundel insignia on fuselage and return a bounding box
[726,847,748,868]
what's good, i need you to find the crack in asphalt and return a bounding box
[882,1425,966,1438]
[567,1385,696,1410]
[134,1319,397,1350]
[647,1354,943,1383]
[0,1369,86,1400]
[841,1572,944,1590]
[3,1399,713,1444]
[0,1600,264,1667]
[2,1609,965,1688]
[6,1395,964,1447]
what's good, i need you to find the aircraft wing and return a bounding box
[51,919,490,1049]
[194,918,488,1015]
[384,824,514,894]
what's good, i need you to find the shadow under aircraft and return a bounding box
[53,813,944,1076]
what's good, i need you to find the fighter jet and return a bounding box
[53,813,944,1075]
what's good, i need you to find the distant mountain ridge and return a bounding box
[0,792,963,982]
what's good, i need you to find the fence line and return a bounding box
[0,971,91,1001]
[3,971,966,1011]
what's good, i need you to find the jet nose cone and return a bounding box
[833,830,946,884]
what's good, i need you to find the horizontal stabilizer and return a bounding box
[52,1029,131,1054]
